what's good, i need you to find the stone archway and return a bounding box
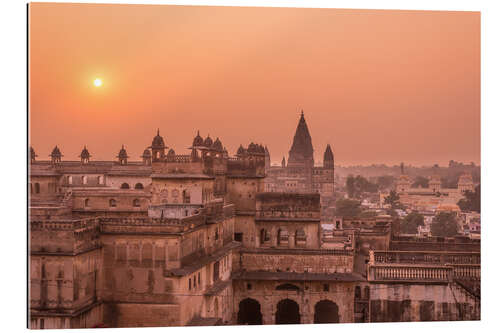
[237,298,263,325]
[314,300,339,323]
[276,299,300,324]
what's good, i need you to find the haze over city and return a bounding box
[29,4,480,166]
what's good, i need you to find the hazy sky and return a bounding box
[29,4,480,166]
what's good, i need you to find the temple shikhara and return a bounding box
[29,114,480,329]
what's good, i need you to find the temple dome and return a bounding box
[212,137,223,151]
[80,146,90,159]
[152,129,165,148]
[204,135,213,147]
[237,145,246,155]
[167,148,176,156]
[117,145,128,159]
[192,130,203,147]
[142,148,151,158]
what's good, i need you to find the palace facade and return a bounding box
[29,121,480,329]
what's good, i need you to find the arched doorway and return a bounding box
[237,298,262,325]
[314,300,339,323]
[276,299,300,324]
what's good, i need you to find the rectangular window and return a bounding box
[189,278,191,290]
[234,233,243,242]
[323,284,329,292]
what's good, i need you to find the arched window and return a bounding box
[182,189,191,203]
[84,198,90,208]
[260,229,270,245]
[295,229,307,247]
[67,176,73,185]
[82,176,87,184]
[120,183,130,189]
[355,286,361,299]
[34,183,40,194]
[133,199,140,207]
[97,176,103,185]
[277,228,289,246]
[364,286,370,299]
[109,199,117,207]
[134,183,144,190]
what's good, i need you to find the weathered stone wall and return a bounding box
[226,178,264,213]
[72,191,150,212]
[233,280,355,324]
[255,221,320,249]
[151,178,213,205]
[240,251,353,274]
[104,303,180,327]
[369,283,480,322]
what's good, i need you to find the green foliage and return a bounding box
[400,211,425,234]
[411,176,429,188]
[384,190,402,209]
[335,198,362,218]
[431,212,459,237]
[376,175,395,190]
[345,175,379,198]
[457,185,480,213]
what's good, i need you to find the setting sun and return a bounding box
[93,78,102,87]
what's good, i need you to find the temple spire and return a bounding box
[288,111,314,168]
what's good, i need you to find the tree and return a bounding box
[457,185,480,213]
[400,211,425,234]
[384,190,402,209]
[335,198,362,218]
[376,175,395,190]
[346,175,379,198]
[431,212,459,237]
[411,176,429,188]
[346,175,357,198]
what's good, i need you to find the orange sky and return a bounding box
[29,3,480,166]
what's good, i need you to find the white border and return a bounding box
[1,1,499,332]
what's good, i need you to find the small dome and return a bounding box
[237,145,246,155]
[51,145,62,157]
[80,146,90,159]
[167,148,175,156]
[204,135,213,147]
[152,129,165,148]
[30,146,37,160]
[142,148,151,158]
[264,146,270,155]
[247,142,257,153]
[192,130,204,147]
[117,145,128,159]
[212,137,223,151]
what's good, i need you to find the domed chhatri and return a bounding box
[192,130,204,147]
[152,129,165,148]
[167,148,176,156]
[117,145,129,165]
[50,146,62,164]
[141,148,152,165]
[80,146,91,164]
[203,135,213,147]
[151,129,167,162]
[30,146,38,163]
[212,137,223,151]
